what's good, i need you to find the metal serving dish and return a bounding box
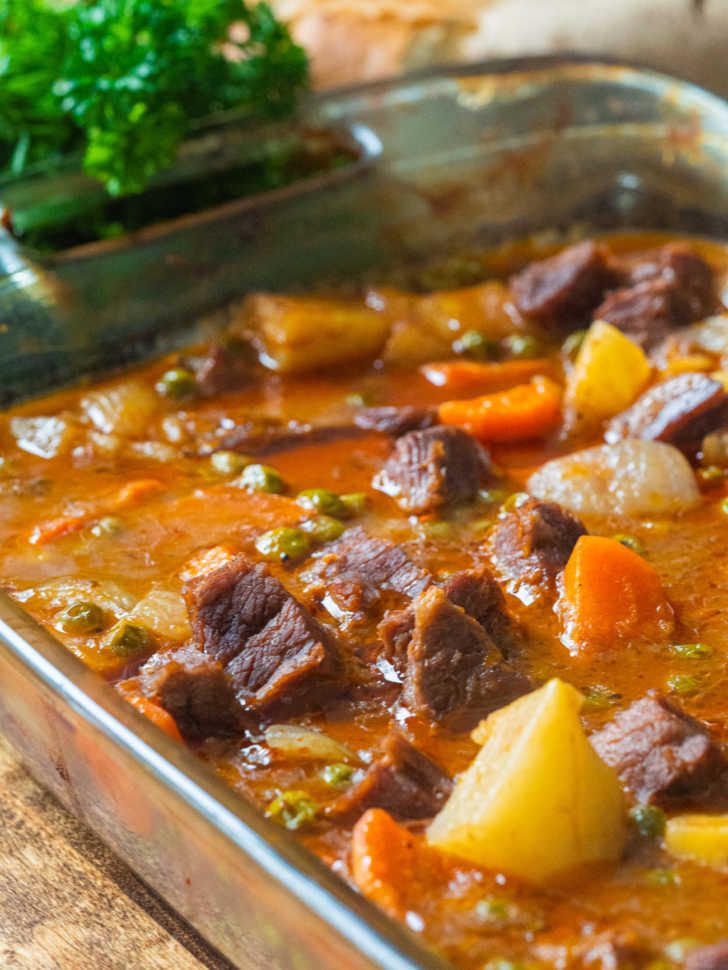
[1,57,728,969]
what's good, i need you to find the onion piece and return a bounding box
[265,724,358,764]
[528,440,700,517]
[127,588,191,642]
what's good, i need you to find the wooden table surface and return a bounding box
[0,732,233,970]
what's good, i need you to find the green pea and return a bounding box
[107,621,155,658]
[453,330,500,361]
[474,898,510,922]
[296,488,348,518]
[666,673,701,695]
[339,492,369,517]
[562,329,587,359]
[345,391,373,407]
[320,763,354,787]
[631,804,666,840]
[238,463,286,494]
[671,642,712,659]
[302,515,346,544]
[502,333,544,359]
[612,533,646,557]
[720,496,728,516]
[210,450,252,476]
[89,515,124,538]
[57,601,106,635]
[255,527,311,563]
[266,790,318,830]
[155,367,197,400]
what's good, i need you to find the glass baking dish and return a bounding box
[1,57,728,969]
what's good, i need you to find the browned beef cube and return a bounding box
[186,557,287,663]
[377,567,516,668]
[595,278,692,350]
[374,426,492,515]
[605,373,728,455]
[402,587,529,728]
[181,341,253,397]
[185,556,342,712]
[327,731,451,822]
[441,566,516,654]
[624,243,716,321]
[490,498,587,596]
[353,405,438,436]
[686,942,728,970]
[510,241,615,323]
[139,644,243,740]
[304,527,431,618]
[590,694,725,805]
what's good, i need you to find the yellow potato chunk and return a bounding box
[566,321,651,428]
[427,679,627,883]
[665,814,728,872]
[243,294,390,374]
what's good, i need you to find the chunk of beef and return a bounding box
[595,278,691,350]
[510,241,615,323]
[212,421,366,458]
[327,731,451,822]
[441,566,516,653]
[374,425,492,515]
[180,341,254,397]
[490,498,587,598]
[304,527,430,618]
[185,556,342,712]
[353,405,438,436]
[622,243,716,321]
[590,694,724,805]
[605,373,728,455]
[402,586,529,728]
[139,643,243,740]
[686,942,728,970]
[595,246,717,350]
[378,567,517,667]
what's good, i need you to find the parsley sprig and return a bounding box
[0,0,308,196]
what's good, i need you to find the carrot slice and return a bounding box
[126,694,183,742]
[558,535,674,654]
[351,808,450,918]
[438,377,562,443]
[421,358,554,395]
[109,478,164,510]
[28,513,89,546]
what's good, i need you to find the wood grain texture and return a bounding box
[0,733,233,970]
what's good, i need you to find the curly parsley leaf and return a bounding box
[0,0,308,196]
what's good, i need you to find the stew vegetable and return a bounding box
[1,232,728,970]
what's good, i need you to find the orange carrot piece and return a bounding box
[178,544,238,583]
[126,694,183,742]
[438,377,562,443]
[28,513,89,546]
[351,809,449,918]
[421,358,554,395]
[558,535,674,654]
[109,478,164,510]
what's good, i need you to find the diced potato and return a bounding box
[565,321,651,428]
[417,281,518,342]
[81,381,159,437]
[243,294,390,374]
[711,369,728,392]
[427,679,626,883]
[127,588,191,642]
[10,415,77,459]
[665,814,728,872]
